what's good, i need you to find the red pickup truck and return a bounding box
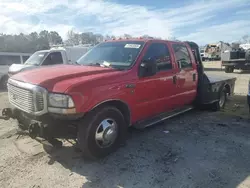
[1,39,236,159]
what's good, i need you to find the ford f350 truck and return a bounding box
[0,39,236,159]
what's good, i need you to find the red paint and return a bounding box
[11,39,199,125]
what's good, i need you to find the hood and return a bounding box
[9,64,36,74]
[11,64,120,91]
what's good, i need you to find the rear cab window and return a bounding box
[172,43,193,69]
[142,42,172,72]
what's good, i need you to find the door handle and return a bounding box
[125,84,136,88]
[173,75,177,84]
[193,73,196,81]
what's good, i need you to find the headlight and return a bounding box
[48,93,75,108]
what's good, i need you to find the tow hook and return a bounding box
[28,122,41,139]
[0,108,14,120]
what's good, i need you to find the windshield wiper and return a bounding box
[88,62,102,66]
[87,62,112,68]
[77,62,113,68]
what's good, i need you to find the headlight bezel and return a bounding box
[48,93,75,109]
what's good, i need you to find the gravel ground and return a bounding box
[0,61,250,188]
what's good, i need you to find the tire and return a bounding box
[77,106,127,159]
[225,66,234,73]
[225,66,229,73]
[0,75,8,90]
[210,88,227,111]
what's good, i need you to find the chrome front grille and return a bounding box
[8,84,34,113]
[7,80,46,114]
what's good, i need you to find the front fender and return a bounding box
[74,84,133,113]
[81,92,131,113]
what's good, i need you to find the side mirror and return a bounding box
[138,59,157,78]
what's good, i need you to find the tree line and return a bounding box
[0,30,112,53]
[0,30,63,53]
[0,29,166,53]
[1,28,249,54]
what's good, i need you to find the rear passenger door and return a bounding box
[172,43,198,106]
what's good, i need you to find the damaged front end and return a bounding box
[0,108,41,138]
[1,107,78,146]
[1,78,81,146]
[0,108,17,120]
[1,108,79,141]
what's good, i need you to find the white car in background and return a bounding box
[8,45,92,77]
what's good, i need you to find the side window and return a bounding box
[22,56,30,62]
[43,52,63,65]
[172,44,192,69]
[143,43,172,71]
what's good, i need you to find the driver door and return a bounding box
[133,42,178,121]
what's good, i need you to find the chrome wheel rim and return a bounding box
[219,92,226,108]
[95,118,118,148]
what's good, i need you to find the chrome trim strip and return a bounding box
[9,79,37,90]
[8,79,48,116]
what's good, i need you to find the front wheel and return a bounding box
[77,106,127,159]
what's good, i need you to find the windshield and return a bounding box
[24,51,48,65]
[76,41,145,70]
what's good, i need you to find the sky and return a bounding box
[0,0,250,45]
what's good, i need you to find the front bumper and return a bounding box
[0,107,80,139]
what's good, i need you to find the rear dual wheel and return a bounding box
[77,106,127,159]
[210,88,227,111]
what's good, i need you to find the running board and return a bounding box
[134,106,194,129]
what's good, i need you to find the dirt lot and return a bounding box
[0,61,250,188]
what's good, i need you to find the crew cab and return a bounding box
[0,39,236,159]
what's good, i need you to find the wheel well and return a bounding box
[224,84,231,95]
[92,100,131,126]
